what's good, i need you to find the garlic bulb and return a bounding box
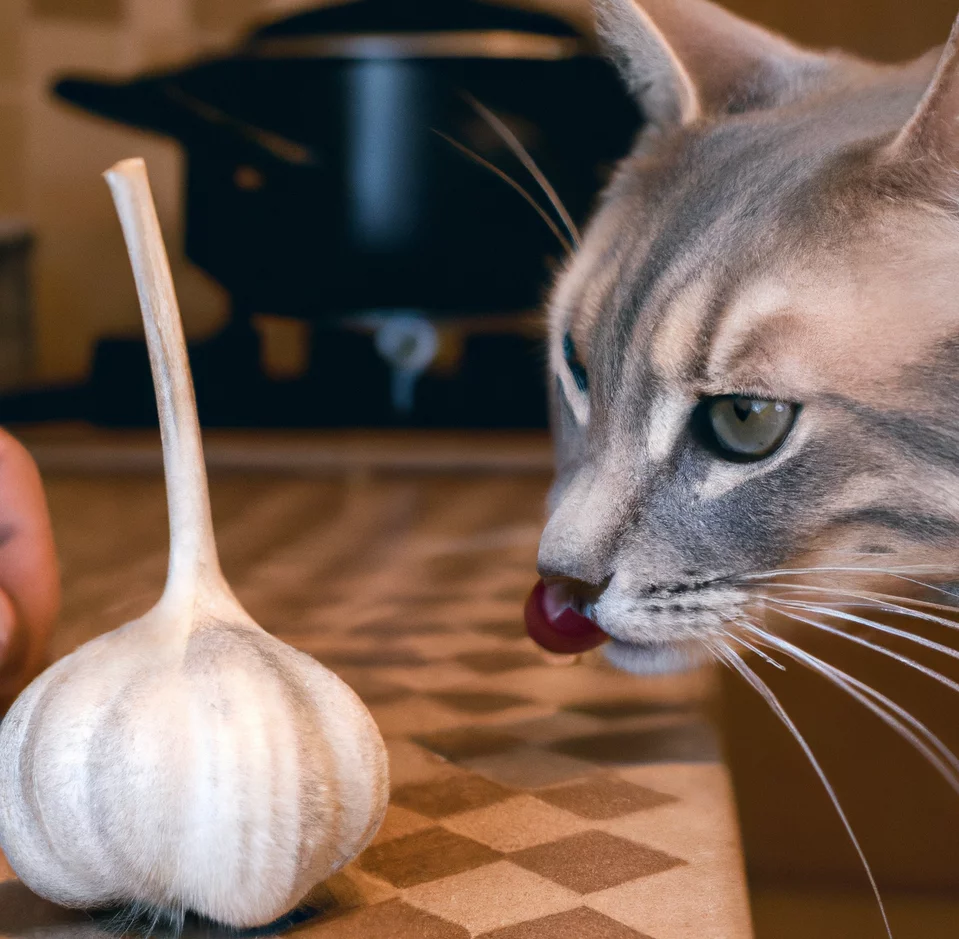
[0,159,389,929]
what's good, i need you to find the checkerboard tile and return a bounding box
[404,633,510,660]
[311,866,399,911]
[586,862,747,939]
[535,777,678,820]
[403,860,579,935]
[367,695,470,737]
[548,721,721,765]
[357,828,503,889]
[382,739,464,789]
[302,898,471,939]
[563,698,694,720]
[344,677,415,706]
[370,806,435,847]
[475,618,527,639]
[31,0,122,23]
[428,691,535,715]
[319,647,430,669]
[462,745,599,789]
[391,775,516,819]
[492,711,611,745]
[455,650,546,674]
[6,473,754,938]
[442,795,591,853]
[378,661,486,694]
[477,907,655,939]
[350,620,453,639]
[413,727,526,762]
[509,832,686,894]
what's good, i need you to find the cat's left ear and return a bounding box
[594,0,820,126]
[886,15,959,164]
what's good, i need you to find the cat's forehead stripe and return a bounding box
[556,227,631,350]
[640,392,689,464]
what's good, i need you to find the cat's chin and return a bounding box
[602,639,706,676]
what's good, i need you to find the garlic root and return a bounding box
[0,158,389,929]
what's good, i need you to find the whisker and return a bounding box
[463,94,581,248]
[765,596,959,668]
[748,563,953,577]
[759,581,959,618]
[432,130,573,254]
[763,602,959,696]
[719,623,786,670]
[742,566,959,600]
[758,583,959,636]
[711,639,893,939]
[736,623,959,795]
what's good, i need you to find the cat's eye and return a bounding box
[697,396,798,460]
[563,332,588,393]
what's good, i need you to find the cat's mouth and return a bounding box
[525,576,744,669]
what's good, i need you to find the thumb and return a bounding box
[0,589,14,667]
[0,588,24,713]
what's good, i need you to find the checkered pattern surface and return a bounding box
[0,471,753,939]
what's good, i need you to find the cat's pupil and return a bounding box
[563,332,589,393]
[700,395,798,461]
[732,397,774,421]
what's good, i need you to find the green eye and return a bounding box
[563,332,589,393]
[699,396,798,460]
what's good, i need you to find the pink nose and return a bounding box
[524,579,608,655]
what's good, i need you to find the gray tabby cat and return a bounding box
[535,0,959,675]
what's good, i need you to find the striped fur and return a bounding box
[540,0,959,672]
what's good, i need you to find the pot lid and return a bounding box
[243,0,587,61]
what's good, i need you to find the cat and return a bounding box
[534,0,959,677]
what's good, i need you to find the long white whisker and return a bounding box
[809,598,959,637]
[433,130,573,254]
[742,566,958,599]
[464,94,581,248]
[720,624,786,670]
[737,623,959,796]
[850,594,959,615]
[759,582,959,626]
[765,597,959,669]
[747,563,952,578]
[764,603,959,697]
[711,640,893,939]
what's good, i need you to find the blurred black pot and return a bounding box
[54,0,639,323]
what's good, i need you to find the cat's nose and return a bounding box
[537,512,616,587]
[536,551,610,590]
[537,466,625,588]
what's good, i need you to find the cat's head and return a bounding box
[539,0,959,673]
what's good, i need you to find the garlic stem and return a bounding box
[104,159,222,609]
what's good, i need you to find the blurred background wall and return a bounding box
[1,0,957,384]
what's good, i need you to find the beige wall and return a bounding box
[728,0,957,61]
[1,0,956,383]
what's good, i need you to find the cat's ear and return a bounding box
[886,15,959,165]
[594,0,815,126]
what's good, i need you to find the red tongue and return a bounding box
[524,579,609,655]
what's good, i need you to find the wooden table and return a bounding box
[0,431,754,939]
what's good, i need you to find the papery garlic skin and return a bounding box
[0,158,390,930]
[0,612,389,929]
